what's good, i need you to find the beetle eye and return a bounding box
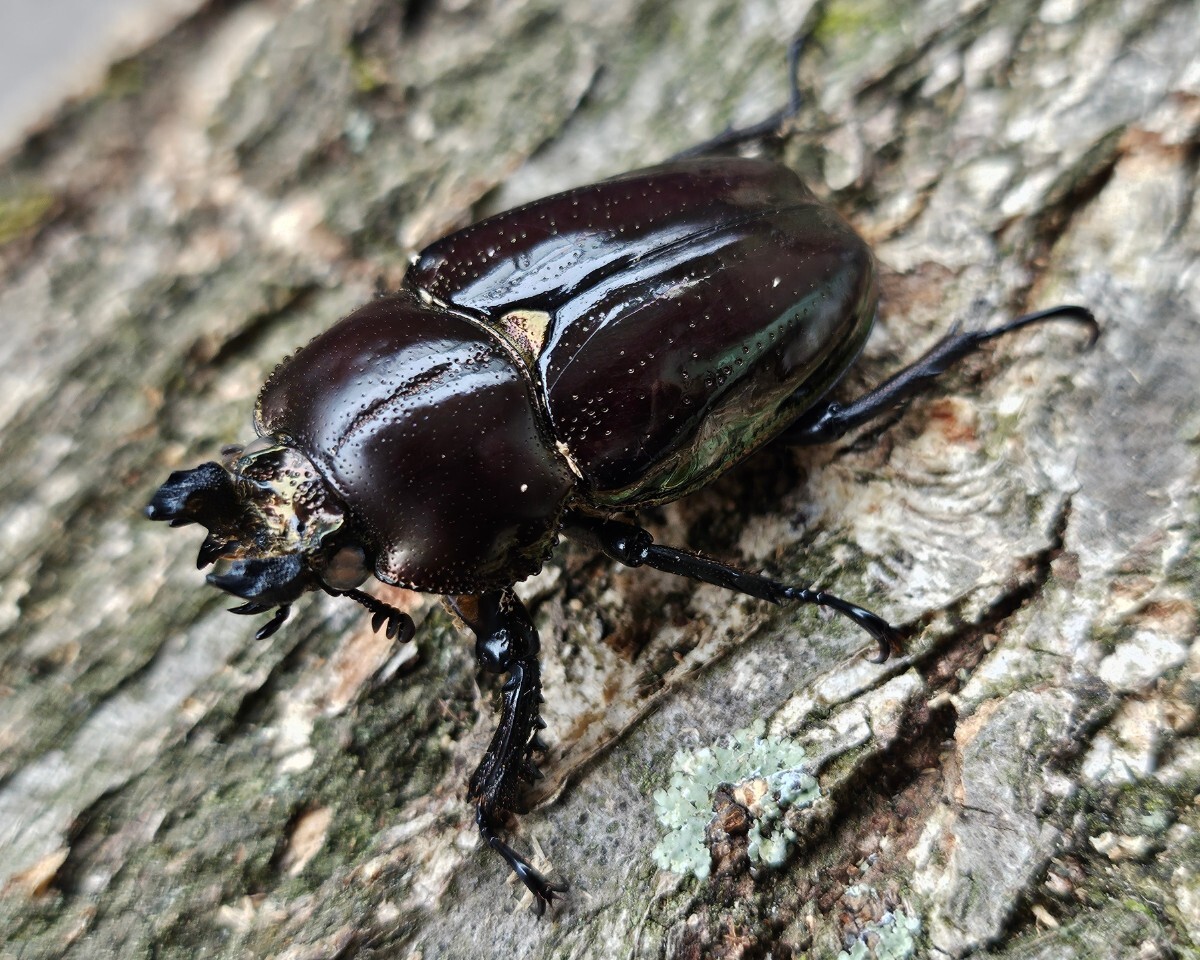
[321,544,370,591]
[241,435,277,458]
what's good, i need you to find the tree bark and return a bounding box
[1,0,1197,957]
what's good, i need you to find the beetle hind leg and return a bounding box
[670,31,808,160]
[564,513,898,662]
[450,589,567,912]
[784,305,1098,446]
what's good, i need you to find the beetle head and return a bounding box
[146,440,411,639]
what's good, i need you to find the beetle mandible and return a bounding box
[146,40,1097,912]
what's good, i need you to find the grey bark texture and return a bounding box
[1,0,1197,957]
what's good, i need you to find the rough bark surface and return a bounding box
[1,0,1197,958]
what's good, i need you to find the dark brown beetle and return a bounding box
[147,47,1096,911]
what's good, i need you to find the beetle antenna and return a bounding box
[336,589,416,643]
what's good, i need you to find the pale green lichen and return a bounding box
[651,721,818,879]
[0,188,54,245]
[837,909,922,960]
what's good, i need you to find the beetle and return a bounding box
[146,50,1097,912]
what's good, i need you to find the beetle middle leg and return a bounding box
[447,589,566,913]
[563,512,898,662]
[783,305,1099,446]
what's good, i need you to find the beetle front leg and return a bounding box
[564,513,898,662]
[784,305,1098,445]
[447,589,566,913]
